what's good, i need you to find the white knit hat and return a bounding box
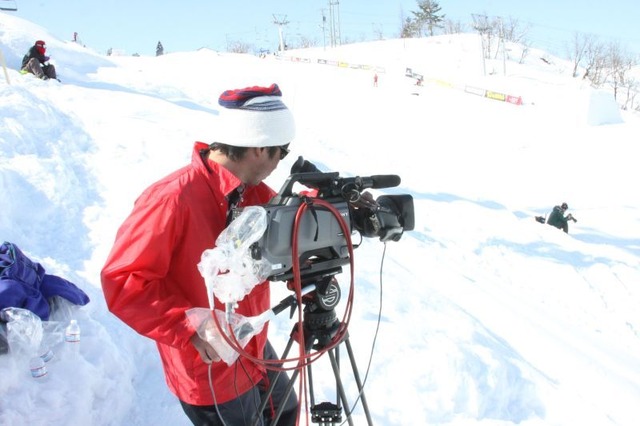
[215,84,295,148]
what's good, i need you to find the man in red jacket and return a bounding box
[101,84,298,425]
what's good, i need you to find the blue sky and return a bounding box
[5,0,640,56]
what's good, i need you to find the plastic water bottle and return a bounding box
[64,319,81,356]
[39,345,55,363]
[29,355,48,381]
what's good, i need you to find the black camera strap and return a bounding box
[302,196,320,242]
[225,186,244,226]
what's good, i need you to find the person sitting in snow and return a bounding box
[546,202,576,233]
[21,40,58,81]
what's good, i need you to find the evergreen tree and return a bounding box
[411,0,445,36]
[401,17,420,38]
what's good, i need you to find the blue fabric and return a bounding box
[0,241,90,320]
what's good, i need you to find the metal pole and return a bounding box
[1,0,18,84]
[0,49,11,85]
[500,19,507,75]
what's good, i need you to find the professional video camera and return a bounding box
[239,156,415,283]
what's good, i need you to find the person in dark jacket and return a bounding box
[156,41,164,56]
[546,202,576,233]
[21,40,58,81]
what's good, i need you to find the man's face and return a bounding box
[245,146,286,185]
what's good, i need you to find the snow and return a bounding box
[2,12,640,426]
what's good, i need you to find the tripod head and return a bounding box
[298,275,343,339]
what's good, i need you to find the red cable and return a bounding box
[207,197,357,425]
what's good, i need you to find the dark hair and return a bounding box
[209,142,279,161]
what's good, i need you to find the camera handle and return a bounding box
[253,281,373,426]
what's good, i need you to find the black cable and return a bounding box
[208,363,229,426]
[237,356,261,425]
[340,242,387,425]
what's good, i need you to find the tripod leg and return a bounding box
[254,327,320,426]
[253,337,299,426]
[343,337,374,425]
[325,337,374,426]
[327,348,355,426]
[307,356,317,408]
[267,368,301,425]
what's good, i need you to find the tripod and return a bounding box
[253,279,373,426]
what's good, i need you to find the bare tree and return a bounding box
[296,36,318,49]
[622,74,639,110]
[583,40,608,86]
[226,40,251,54]
[567,32,596,78]
[517,41,532,64]
[500,17,530,44]
[442,19,464,35]
[607,42,636,101]
[372,23,385,40]
[571,34,639,106]
[494,17,531,63]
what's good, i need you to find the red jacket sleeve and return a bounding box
[100,194,196,349]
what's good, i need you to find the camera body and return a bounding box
[252,197,353,282]
[237,157,415,282]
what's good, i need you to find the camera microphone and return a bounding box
[365,175,401,189]
[292,157,400,189]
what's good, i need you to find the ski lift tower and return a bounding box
[471,13,490,76]
[328,0,341,47]
[273,14,289,53]
[1,0,19,84]
[0,0,17,11]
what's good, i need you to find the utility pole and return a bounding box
[328,0,341,47]
[320,9,327,50]
[498,17,507,75]
[273,14,289,52]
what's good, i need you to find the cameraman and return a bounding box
[546,202,576,233]
[101,84,298,425]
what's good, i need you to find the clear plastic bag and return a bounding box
[0,307,43,358]
[198,206,272,308]
[186,307,274,366]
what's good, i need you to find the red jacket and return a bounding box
[101,142,275,405]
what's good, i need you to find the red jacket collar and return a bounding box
[192,141,244,198]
